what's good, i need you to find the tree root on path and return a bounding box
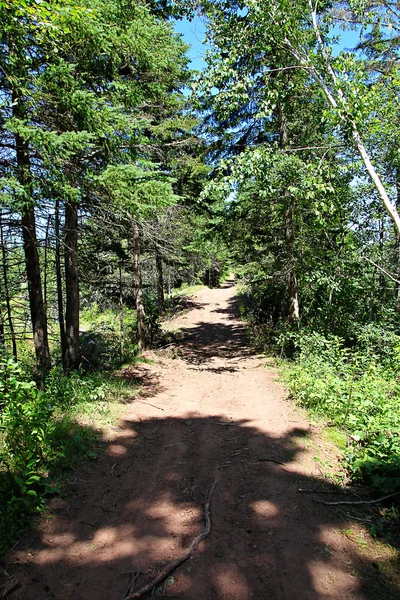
[125,476,218,600]
[313,491,400,506]
[257,458,286,466]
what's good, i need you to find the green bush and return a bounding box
[45,366,108,409]
[281,329,400,493]
[0,357,107,553]
[80,305,138,369]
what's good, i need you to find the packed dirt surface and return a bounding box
[2,280,397,599]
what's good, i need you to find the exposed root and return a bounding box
[313,491,400,506]
[126,476,218,599]
[257,458,286,466]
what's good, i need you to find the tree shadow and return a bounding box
[113,365,167,400]
[1,414,399,600]
[177,321,254,365]
[2,279,399,599]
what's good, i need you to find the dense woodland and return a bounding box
[1,0,400,552]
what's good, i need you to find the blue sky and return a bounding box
[174,16,363,72]
[174,17,208,72]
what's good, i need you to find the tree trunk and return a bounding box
[0,212,17,359]
[278,103,300,324]
[13,93,51,375]
[0,309,4,349]
[285,203,300,323]
[132,220,147,352]
[43,212,51,315]
[395,169,400,306]
[22,207,52,375]
[119,259,124,361]
[156,247,166,315]
[55,199,67,367]
[64,199,80,371]
[378,218,386,299]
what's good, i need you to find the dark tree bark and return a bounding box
[155,246,166,315]
[132,220,147,352]
[0,310,4,349]
[378,218,386,299]
[55,199,67,367]
[43,212,51,314]
[22,207,52,374]
[64,199,80,371]
[119,259,124,361]
[0,212,17,359]
[395,169,400,306]
[13,95,51,375]
[278,103,300,324]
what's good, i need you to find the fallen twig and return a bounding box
[2,581,22,599]
[165,442,186,448]
[257,458,286,466]
[298,488,352,494]
[80,521,96,528]
[126,476,218,600]
[345,513,372,522]
[313,491,400,506]
[136,400,165,411]
[98,505,115,513]
[122,571,141,600]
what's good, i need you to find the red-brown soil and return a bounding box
[1,280,398,599]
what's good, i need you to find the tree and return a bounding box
[189,0,400,236]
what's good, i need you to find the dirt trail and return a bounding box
[2,280,393,599]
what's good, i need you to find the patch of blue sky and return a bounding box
[175,15,365,72]
[174,17,208,72]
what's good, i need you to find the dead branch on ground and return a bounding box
[125,476,218,599]
[313,491,400,506]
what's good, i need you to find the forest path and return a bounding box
[5,280,385,599]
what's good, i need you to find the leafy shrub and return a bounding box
[45,366,108,409]
[0,357,108,553]
[281,330,400,493]
[80,305,138,369]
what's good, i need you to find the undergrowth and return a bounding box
[279,327,400,494]
[0,357,134,555]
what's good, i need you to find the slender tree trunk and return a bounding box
[22,208,52,374]
[369,266,377,320]
[132,220,147,352]
[43,213,51,315]
[378,218,386,299]
[155,247,166,315]
[0,310,4,349]
[395,169,400,306]
[278,103,300,324]
[13,96,51,375]
[55,199,67,366]
[119,259,124,361]
[285,204,300,323]
[64,199,80,371]
[0,212,17,359]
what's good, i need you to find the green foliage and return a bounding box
[281,329,400,493]
[80,305,138,369]
[0,355,117,553]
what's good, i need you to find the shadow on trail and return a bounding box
[177,282,253,367]
[178,321,254,365]
[1,279,399,599]
[2,416,399,600]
